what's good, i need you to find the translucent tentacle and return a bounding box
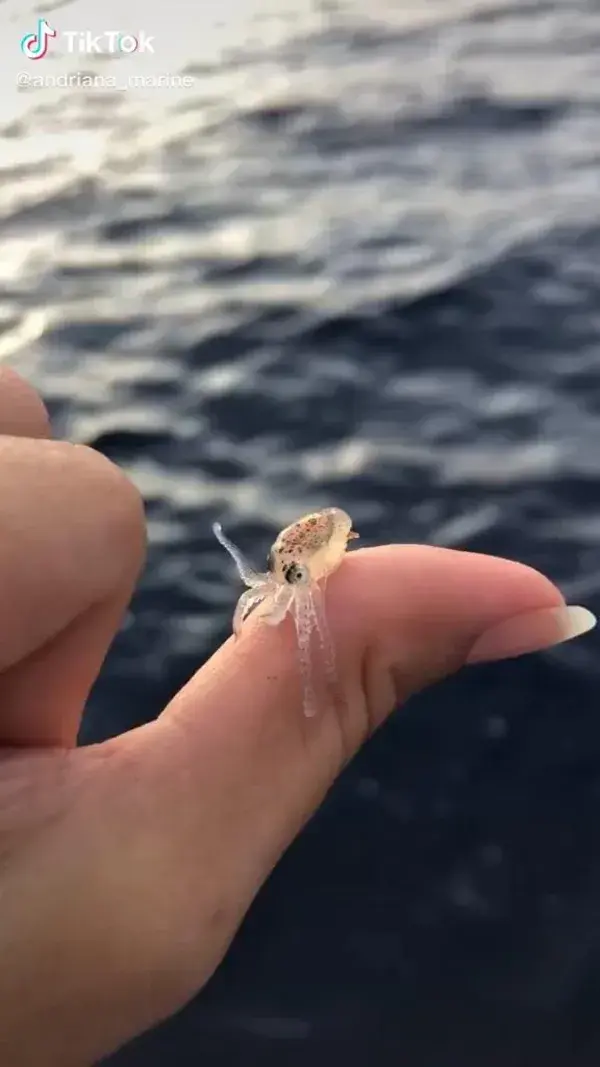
[262,585,294,626]
[307,582,337,686]
[212,521,264,587]
[233,586,269,636]
[232,581,291,636]
[293,588,318,717]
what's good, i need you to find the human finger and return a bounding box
[0,364,51,439]
[0,438,145,746]
[1,545,592,1066]
[85,548,593,1031]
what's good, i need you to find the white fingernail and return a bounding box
[466,605,597,665]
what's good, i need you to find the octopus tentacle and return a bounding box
[306,582,337,685]
[213,521,265,587]
[292,588,318,717]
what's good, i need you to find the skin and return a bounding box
[0,367,574,1066]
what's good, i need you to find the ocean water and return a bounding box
[2,0,600,1063]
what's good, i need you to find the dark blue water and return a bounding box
[4,0,600,1062]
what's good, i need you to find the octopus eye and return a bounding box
[283,562,310,585]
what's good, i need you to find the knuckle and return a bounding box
[71,444,146,564]
[0,366,51,439]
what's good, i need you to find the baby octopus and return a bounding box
[213,508,359,717]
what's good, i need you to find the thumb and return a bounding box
[31,544,593,1067]
[107,546,593,965]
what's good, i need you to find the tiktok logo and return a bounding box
[20,18,57,59]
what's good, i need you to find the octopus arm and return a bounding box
[213,522,264,587]
[307,581,337,685]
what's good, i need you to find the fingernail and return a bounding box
[466,605,597,665]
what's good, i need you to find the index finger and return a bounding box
[0,407,145,746]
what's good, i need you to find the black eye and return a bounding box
[284,562,309,585]
[283,563,297,583]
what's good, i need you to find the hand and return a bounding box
[0,368,594,1066]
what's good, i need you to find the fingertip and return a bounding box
[71,444,147,577]
[0,440,147,745]
[0,365,51,439]
[326,545,565,721]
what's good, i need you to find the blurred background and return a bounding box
[2,0,600,1063]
